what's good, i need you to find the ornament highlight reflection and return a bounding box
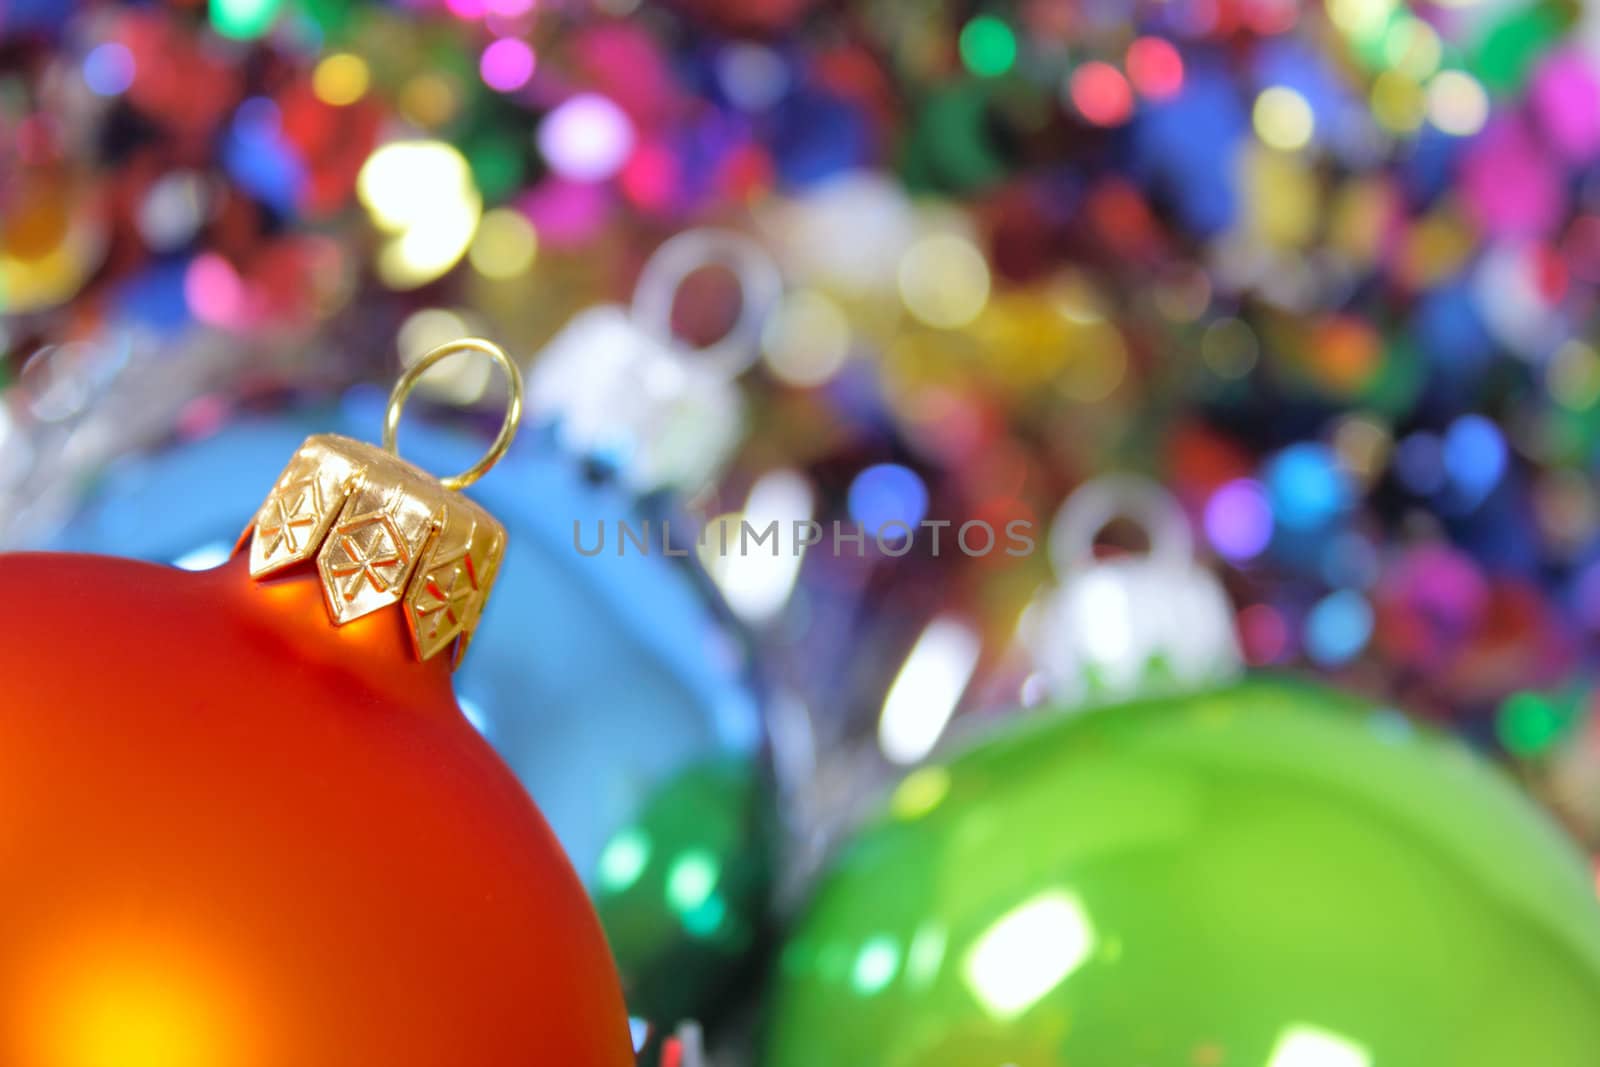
[1267,1025,1372,1067]
[878,616,980,765]
[963,891,1093,1021]
[27,933,243,1067]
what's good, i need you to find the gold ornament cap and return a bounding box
[238,339,524,667]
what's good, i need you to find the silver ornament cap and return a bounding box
[1022,475,1242,707]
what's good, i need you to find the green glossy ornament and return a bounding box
[766,678,1600,1067]
[593,759,775,1027]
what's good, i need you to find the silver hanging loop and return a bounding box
[528,228,781,491]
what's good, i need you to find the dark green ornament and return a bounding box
[595,759,775,1028]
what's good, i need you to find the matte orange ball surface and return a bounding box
[0,552,636,1067]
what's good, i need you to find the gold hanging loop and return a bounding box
[384,338,524,492]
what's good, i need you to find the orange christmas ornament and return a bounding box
[0,341,636,1067]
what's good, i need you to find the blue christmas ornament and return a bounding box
[40,389,775,1029]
